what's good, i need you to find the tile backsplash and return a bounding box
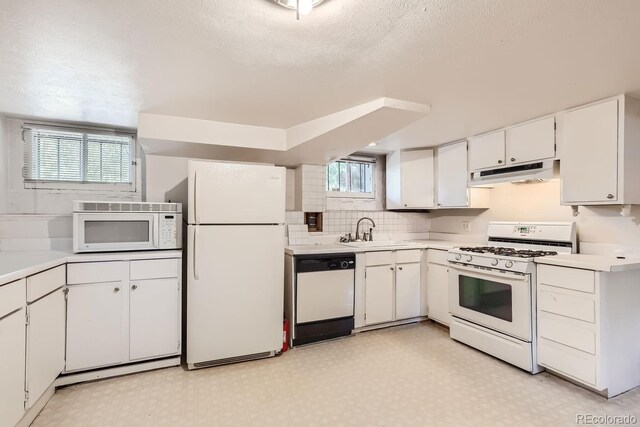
[286,210,429,245]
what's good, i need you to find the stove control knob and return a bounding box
[455,254,462,261]
[505,261,514,269]
[465,255,473,262]
[491,259,499,266]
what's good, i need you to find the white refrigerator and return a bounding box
[185,160,286,369]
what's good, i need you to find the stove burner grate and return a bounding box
[458,246,558,258]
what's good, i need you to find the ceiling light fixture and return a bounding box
[272,0,324,20]
[368,142,378,147]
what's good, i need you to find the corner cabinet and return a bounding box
[425,249,451,326]
[560,95,640,205]
[65,258,181,373]
[386,149,435,209]
[364,250,422,326]
[435,141,491,209]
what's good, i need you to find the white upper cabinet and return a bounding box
[506,116,556,165]
[386,149,435,209]
[436,141,469,208]
[560,95,640,205]
[561,95,640,205]
[468,130,505,171]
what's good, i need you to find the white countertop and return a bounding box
[0,250,183,287]
[285,240,482,256]
[534,253,640,272]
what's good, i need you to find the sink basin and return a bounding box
[339,241,409,248]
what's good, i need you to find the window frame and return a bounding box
[22,124,137,192]
[326,157,376,199]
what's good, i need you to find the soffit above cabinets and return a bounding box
[138,98,429,167]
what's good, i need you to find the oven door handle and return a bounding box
[449,263,529,281]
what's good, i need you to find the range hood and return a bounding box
[470,160,558,187]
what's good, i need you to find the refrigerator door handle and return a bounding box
[193,226,200,280]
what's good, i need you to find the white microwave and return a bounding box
[73,201,182,253]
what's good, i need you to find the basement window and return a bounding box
[326,157,375,199]
[22,124,136,191]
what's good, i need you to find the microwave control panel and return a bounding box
[159,214,182,249]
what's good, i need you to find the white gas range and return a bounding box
[447,222,576,373]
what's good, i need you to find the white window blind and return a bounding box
[22,125,135,185]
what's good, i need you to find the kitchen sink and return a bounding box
[339,241,410,248]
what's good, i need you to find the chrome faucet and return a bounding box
[355,217,376,241]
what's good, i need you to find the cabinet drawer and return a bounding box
[0,279,26,318]
[130,259,179,280]
[27,265,66,303]
[537,265,595,293]
[538,311,596,354]
[426,249,448,266]
[366,251,393,266]
[538,285,596,323]
[538,337,597,386]
[396,249,421,264]
[67,261,127,285]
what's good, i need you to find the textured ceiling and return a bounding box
[1,0,640,150]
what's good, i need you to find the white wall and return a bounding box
[428,180,640,253]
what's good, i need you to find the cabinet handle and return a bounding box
[131,284,138,291]
[398,267,403,270]
[404,204,407,207]
[498,160,503,164]
[511,157,516,162]
[607,194,614,199]
[113,287,120,293]
[390,267,394,271]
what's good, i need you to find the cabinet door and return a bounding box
[401,149,435,208]
[66,283,127,371]
[427,263,450,326]
[0,309,26,427]
[436,141,469,207]
[26,288,65,408]
[395,263,421,320]
[561,99,619,204]
[365,265,394,325]
[129,278,180,361]
[506,116,556,165]
[468,130,505,171]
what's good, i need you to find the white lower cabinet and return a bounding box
[26,288,66,407]
[364,250,422,326]
[395,263,421,319]
[0,309,27,427]
[426,249,450,326]
[129,278,180,361]
[66,259,181,373]
[66,282,127,371]
[364,265,394,325]
[536,264,640,397]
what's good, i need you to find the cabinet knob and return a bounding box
[398,267,403,270]
[390,267,394,271]
[404,204,407,207]
[131,284,138,290]
[498,160,503,164]
[511,157,516,162]
[607,194,614,199]
[113,287,120,293]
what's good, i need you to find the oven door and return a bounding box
[74,213,159,253]
[448,263,532,341]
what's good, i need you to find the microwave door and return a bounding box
[75,213,158,252]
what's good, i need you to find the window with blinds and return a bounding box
[22,125,135,186]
